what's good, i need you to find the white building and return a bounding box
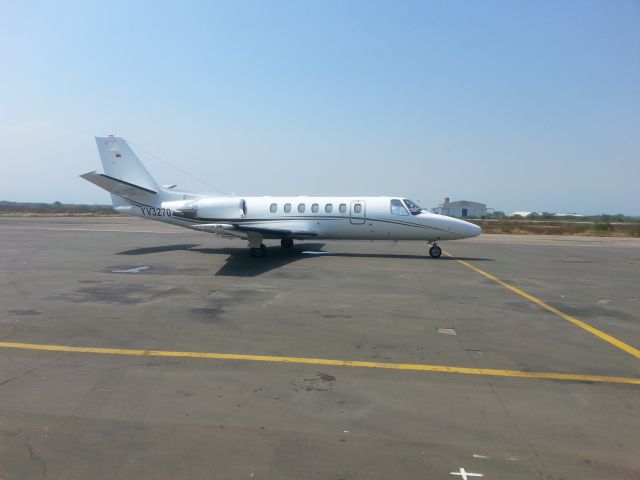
[434,198,488,218]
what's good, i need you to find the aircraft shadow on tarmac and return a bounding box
[117,243,493,277]
[117,244,201,255]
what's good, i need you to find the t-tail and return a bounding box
[81,136,180,211]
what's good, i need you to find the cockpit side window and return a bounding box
[403,199,422,215]
[390,199,409,216]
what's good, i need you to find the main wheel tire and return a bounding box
[250,244,266,258]
[281,238,294,249]
[429,245,442,258]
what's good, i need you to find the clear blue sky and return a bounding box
[1,0,639,214]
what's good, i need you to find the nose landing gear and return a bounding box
[428,242,442,258]
[281,238,294,249]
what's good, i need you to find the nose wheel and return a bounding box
[428,243,442,258]
[281,238,294,249]
[250,244,266,258]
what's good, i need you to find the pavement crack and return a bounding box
[0,365,40,387]
[449,315,551,478]
[25,434,48,480]
[0,353,66,388]
[0,375,19,387]
[482,373,551,478]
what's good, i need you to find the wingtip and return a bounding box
[79,170,98,179]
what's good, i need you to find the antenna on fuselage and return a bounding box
[127,139,231,197]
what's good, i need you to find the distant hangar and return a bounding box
[433,197,489,218]
[509,211,537,218]
[508,212,585,218]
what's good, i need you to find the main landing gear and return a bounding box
[249,238,293,257]
[428,242,442,259]
[250,244,266,258]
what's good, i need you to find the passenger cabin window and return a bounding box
[311,203,319,213]
[298,203,306,213]
[353,203,362,213]
[390,199,409,216]
[284,203,292,213]
[270,203,277,213]
[403,199,422,215]
[325,203,333,213]
[339,203,347,213]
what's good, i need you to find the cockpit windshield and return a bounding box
[390,199,409,216]
[403,199,422,215]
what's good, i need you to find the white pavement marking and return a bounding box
[111,266,151,273]
[438,328,457,336]
[450,467,483,479]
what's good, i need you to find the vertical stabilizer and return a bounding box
[95,136,158,192]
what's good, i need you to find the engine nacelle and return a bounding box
[166,197,246,220]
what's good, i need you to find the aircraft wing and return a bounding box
[192,223,318,239]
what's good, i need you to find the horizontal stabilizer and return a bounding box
[80,171,157,205]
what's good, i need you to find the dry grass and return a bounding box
[0,203,121,217]
[2,203,639,237]
[471,220,640,237]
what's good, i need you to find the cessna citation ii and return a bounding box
[81,136,481,258]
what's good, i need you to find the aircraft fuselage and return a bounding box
[123,195,481,242]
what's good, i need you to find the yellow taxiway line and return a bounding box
[0,341,638,385]
[443,251,640,360]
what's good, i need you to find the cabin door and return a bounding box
[350,200,366,224]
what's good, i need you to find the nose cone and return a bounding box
[451,218,481,238]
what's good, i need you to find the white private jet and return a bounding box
[81,136,480,258]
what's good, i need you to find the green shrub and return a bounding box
[594,222,612,232]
